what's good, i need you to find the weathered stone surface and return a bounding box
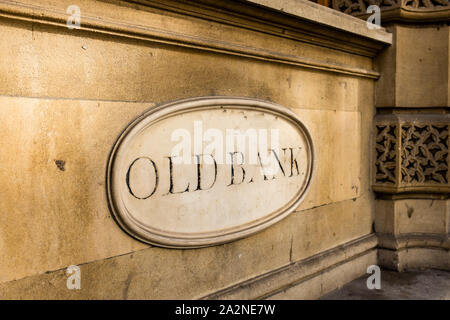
[0,196,375,299]
[375,25,450,108]
[0,0,391,298]
[0,98,150,283]
[378,247,450,271]
[375,198,450,271]
[0,0,381,102]
[294,108,361,209]
[375,199,449,238]
[0,96,368,284]
[267,249,377,300]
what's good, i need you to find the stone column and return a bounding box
[332,0,450,271]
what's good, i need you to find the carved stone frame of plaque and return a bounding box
[106,97,315,248]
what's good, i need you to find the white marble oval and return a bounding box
[107,97,314,248]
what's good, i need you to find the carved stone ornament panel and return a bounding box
[332,0,449,15]
[374,113,450,194]
[107,97,314,248]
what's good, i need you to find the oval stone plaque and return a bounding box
[107,97,314,248]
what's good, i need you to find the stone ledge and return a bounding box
[244,0,392,44]
[200,233,377,299]
[0,0,386,78]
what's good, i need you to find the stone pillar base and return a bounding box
[378,247,449,272]
[375,199,449,271]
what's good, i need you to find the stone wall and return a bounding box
[0,0,391,299]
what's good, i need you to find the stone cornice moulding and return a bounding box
[244,0,392,43]
[127,0,392,55]
[0,0,390,79]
